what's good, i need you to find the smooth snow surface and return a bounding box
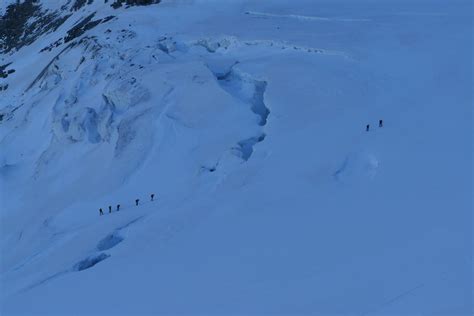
[0,0,472,315]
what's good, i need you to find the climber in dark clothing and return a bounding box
[366,124,370,132]
[151,193,155,201]
[99,208,103,216]
[117,204,120,211]
[379,119,383,127]
[135,199,139,206]
[109,206,112,213]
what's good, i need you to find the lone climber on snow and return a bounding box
[379,119,383,127]
[117,204,120,211]
[135,199,140,206]
[151,193,155,201]
[109,205,112,213]
[99,208,103,216]
[366,124,370,132]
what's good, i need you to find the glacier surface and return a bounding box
[0,0,472,314]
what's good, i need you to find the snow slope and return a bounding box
[0,0,472,315]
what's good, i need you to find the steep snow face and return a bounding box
[0,0,472,315]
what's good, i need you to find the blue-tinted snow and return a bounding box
[0,0,472,314]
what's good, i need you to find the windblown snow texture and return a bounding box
[0,0,472,315]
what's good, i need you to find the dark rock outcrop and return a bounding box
[0,0,71,54]
[111,0,161,9]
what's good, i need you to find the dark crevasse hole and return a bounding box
[74,253,110,271]
[201,165,217,173]
[97,233,124,251]
[215,69,269,127]
[251,81,269,126]
[238,133,266,161]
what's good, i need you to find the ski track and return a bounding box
[192,36,350,59]
[245,11,371,22]
[359,283,426,316]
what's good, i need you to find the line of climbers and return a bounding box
[366,119,383,132]
[98,121,384,215]
[99,193,155,216]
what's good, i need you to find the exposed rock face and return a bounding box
[0,0,71,54]
[110,0,161,9]
[64,13,103,43]
[0,0,160,55]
